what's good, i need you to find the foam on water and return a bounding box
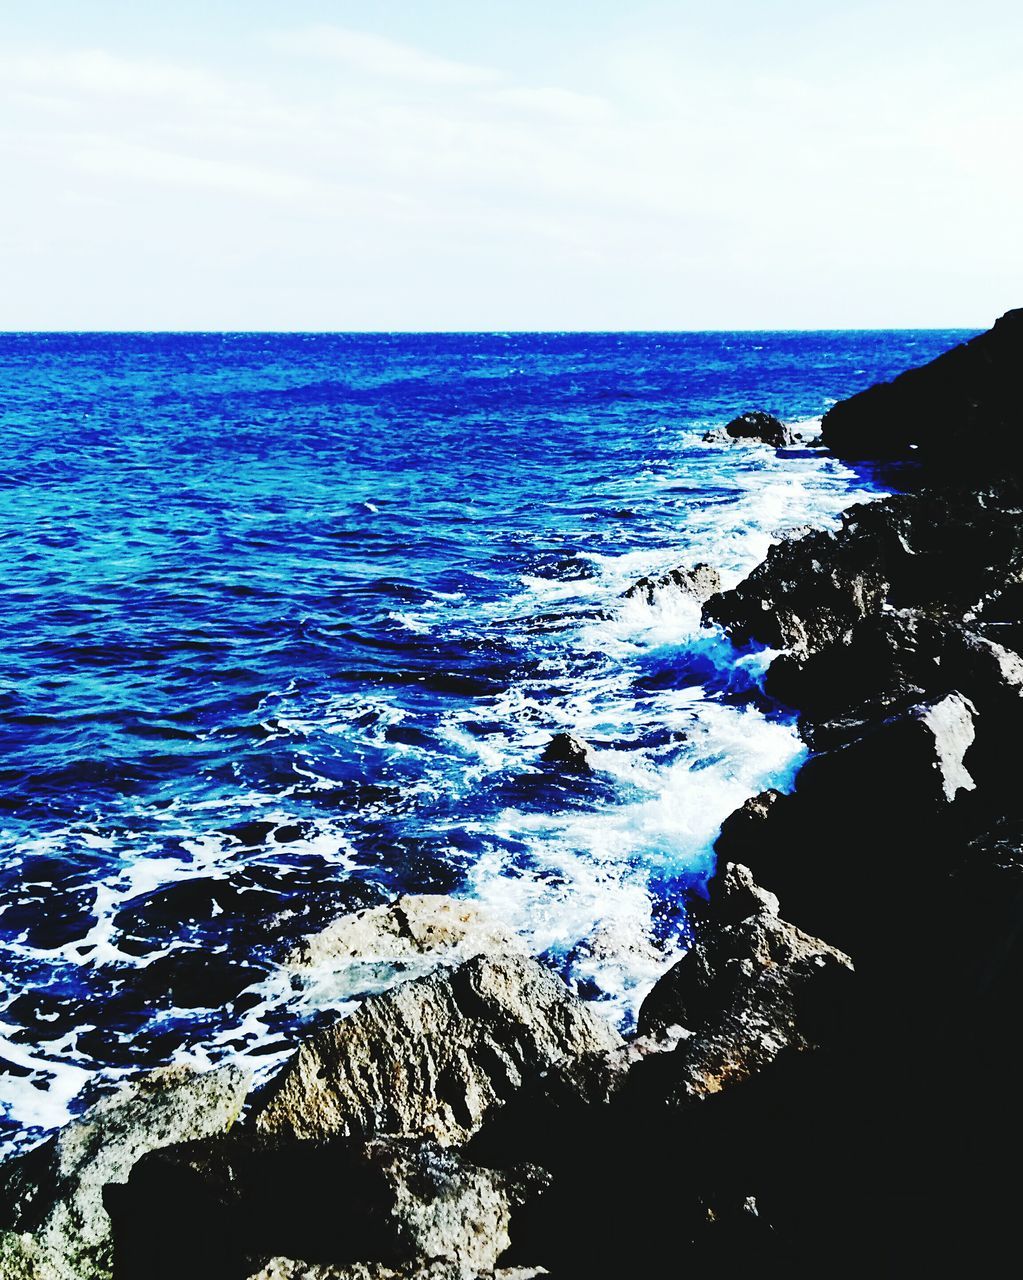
[0,330,973,1155]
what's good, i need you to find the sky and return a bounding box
[1,0,1021,330]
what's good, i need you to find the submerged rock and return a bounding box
[539,733,591,773]
[621,562,722,606]
[109,1132,548,1280]
[0,1063,249,1280]
[284,895,525,974]
[252,955,623,1147]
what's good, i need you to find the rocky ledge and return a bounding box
[3,312,1022,1277]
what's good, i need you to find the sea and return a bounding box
[0,329,972,1156]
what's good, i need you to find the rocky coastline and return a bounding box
[3,312,1022,1278]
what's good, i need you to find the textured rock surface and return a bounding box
[704,484,1023,658]
[0,1064,249,1280]
[253,955,623,1146]
[284,895,525,973]
[110,1132,547,1280]
[247,1262,548,1280]
[635,863,853,1096]
[621,562,722,606]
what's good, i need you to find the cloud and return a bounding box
[265,25,503,88]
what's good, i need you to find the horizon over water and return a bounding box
[0,328,975,1156]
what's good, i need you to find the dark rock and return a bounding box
[539,733,591,773]
[621,563,722,606]
[705,484,1023,658]
[724,411,794,448]
[107,1132,548,1280]
[821,308,1023,470]
[0,1064,249,1280]
[251,955,622,1147]
[635,863,853,1096]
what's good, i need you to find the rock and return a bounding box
[252,955,623,1147]
[821,308,1023,469]
[724,411,794,448]
[704,484,1023,658]
[0,1063,250,1280]
[621,563,722,606]
[635,864,853,1096]
[108,1132,548,1280]
[539,733,591,773]
[247,1263,547,1280]
[711,793,787,877]
[283,895,526,980]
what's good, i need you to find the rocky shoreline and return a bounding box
[4,312,1022,1278]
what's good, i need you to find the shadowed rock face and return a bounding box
[821,307,1023,467]
[106,1132,549,1280]
[252,955,623,1147]
[0,1064,250,1280]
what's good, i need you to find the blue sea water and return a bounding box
[0,329,972,1153]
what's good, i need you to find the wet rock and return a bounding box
[704,484,1023,658]
[712,792,787,874]
[252,955,623,1147]
[621,562,722,606]
[724,411,793,448]
[284,895,525,977]
[635,864,853,1095]
[0,1063,249,1280]
[108,1132,547,1280]
[822,307,1023,470]
[539,734,591,773]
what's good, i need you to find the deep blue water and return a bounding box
[0,330,972,1150]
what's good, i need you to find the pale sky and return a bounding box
[2,0,1021,330]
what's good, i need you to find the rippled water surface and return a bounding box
[0,329,971,1152]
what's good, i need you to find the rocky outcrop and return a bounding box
[633,863,853,1098]
[108,1133,548,1280]
[538,733,591,773]
[284,895,525,976]
[621,562,721,606]
[252,955,623,1147]
[703,483,1023,657]
[725,411,793,447]
[0,1064,249,1280]
[821,307,1023,467]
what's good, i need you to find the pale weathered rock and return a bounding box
[246,1261,548,1280]
[622,563,722,607]
[253,955,623,1146]
[0,1064,250,1280]
[285,895,526,974]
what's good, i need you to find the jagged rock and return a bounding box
[539,733,591,773]
[724,412,794,448]
[621,563,722,606]
[252,955,623,1147]
[635,863,853,1096]
[108,1132,548,1280]
[284,895,525,977]
[711,793,786,875]
[247,1263,547,1280]
[0,1064,249,1280]
[705,484,1023,659]
[822,308,1023,468]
